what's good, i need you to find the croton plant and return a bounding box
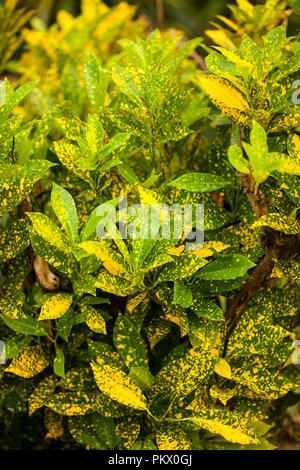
[0,0,299,450]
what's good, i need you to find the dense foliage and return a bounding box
[0,0,299,450]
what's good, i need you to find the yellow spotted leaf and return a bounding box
[28,375,58,415]
[156,423,192,450]
[115,416,141,450]
[126,291,148,313]
[95,270,137,296]
[187,408,259,445]
[79,241,129,278]
[81,303,107,334]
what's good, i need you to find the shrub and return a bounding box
[0,0,299,450]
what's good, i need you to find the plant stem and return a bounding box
[224,174,299,340]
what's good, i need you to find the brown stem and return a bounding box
[18,195,32,219]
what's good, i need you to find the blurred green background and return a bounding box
[22,0,300,36]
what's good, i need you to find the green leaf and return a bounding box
[112,66,143,105]
[240,35,262,67]
[226,304,290,359]
[73,274,97,297]
[53,140,92,182]
[0,220,30,262]
[5,345,49,378]
[168,172,232,192]
[58,367,95,391]
[250,120,268,155]
[5,335,32,360]
[80,200,118,242]
[85,114,104,155]
[188,314,224,352]
[88,341,125,370]
[287,0,300,13]
[99,133,130,164]
[242,121,285,185]
[252,214,300,235]
[132,439,157,450]
[84,52,110,111]
[0,291,25,319]
[173,279,193,308]
[228,145,250,174]
[57,308,74,342]
[156,423,192,450]
[27,212,70,249]
[191,296,224,321]
[118,164,141,184]
[68,415,105,450]
[197,255,256,280]
[27,212,75,275]
[157,252,207,282]
[92,414,117,449]
[51,183,78,242]
[95,270,136,296]
[182,408,259,445]
[28,375,58,415]
[128,367,154,392]
[45,390,124,417]
[232,365,294,399]
[39,293,73,321]
[262,26,287,66]
[81,303,107,334]
[152,347,215,400]
[129,238,157,271]
[5,80,39,113]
